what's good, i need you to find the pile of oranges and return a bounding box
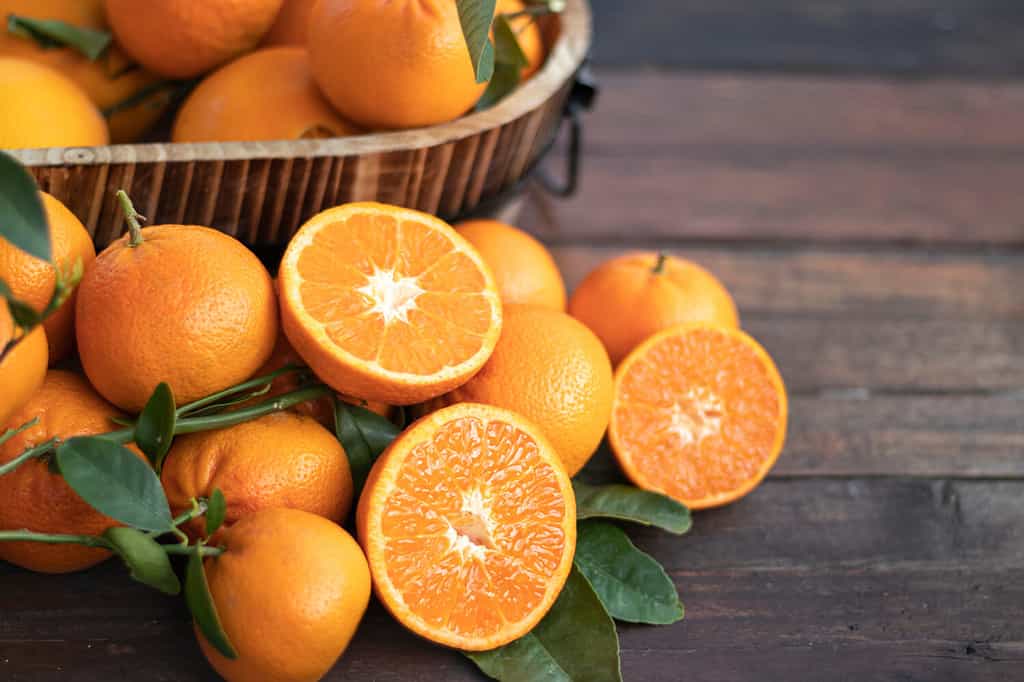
[0,184,787,680]
[0,0,546,148]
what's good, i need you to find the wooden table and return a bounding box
[3,3,1024,680]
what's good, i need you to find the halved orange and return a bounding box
[357,403,576,651]
[278,202,503,405]
[609,324,788,510]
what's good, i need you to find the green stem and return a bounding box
[175,364,304,417]
[0,530,112,550]
[652,252,668,275]
[0,437,58,476]
[116,189,145,247]
[162,544,224,557]
[0,417,38,448]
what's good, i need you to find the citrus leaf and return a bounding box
[457,0,497,83]
[493,14,529,68]
[103,526,181,596]
[477,61,521,110]
[205,489,226,537]
[134,382,176,471]
[574,521,684,624]
[7,14,112,60]
[56,436,173,532]
[334,401,399,495]
[185,544,238,660]
[0,152,49,262]
[5,296,41,329]
[573,481,692,534]
[466,567,621,682]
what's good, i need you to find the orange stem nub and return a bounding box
[652,252,668,275]
[115,189,146,247]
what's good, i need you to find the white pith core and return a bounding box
[358,267,425,325]
[444,488,496,561]
[667,387,724,445]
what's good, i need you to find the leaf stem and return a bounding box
[163,544,224,558]
[0,437,58,476]
[115,189,146,247]
[175,364,304,417]
[0,529,112,549]
[0,417,38,448]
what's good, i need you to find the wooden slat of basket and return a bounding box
[13,0,592,248]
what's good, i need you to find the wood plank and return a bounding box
[524,73,1024,244]
[589,0,1024,77]
[0,479,1020,680]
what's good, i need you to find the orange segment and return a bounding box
[609,324,788,510]
[279,202,503,405]
[357,403,576,651]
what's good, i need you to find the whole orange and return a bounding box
[75,223,277,413]
[569,252,740,366]
[261,0,317,46]
[161,412,354,538]
[309,0,487,130]
[440,304,613,476]
[0,306,47,427]
[199,507,371,682]
[0,0,174,142]
[0,57,108,149]
[104,0,285,79]
[172,47,359,143]
[0,371,143,573]
[456,219,566,311]
[497,0,545,80]
[0,192,96,363]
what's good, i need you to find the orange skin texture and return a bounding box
[0,57,108,149]
[75,225,278,413]
[261,0,317,46]
[456,219,566,311]
[0,192,96,363]
[0,306,47,426]
[440,304,614,477]
[609,324,788,510]
[173,47,360,143]
[199,507,371,682]
[569,251,740,366]
[0,371,146,573]
[104,0,285,79]
[0,0,174,142]
[497,0,545,80]
[161,412,354,540]
[309,0,487,130]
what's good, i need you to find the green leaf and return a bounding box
[493,14,529,68]
[103,526,181,596]
[574,521,684,625]
[4,296,41,329]
[134,383,176,471]
[467,567,621,682]
[185,544,238,660]
[7,14,112,60]
[476,61,521,111]
[56,436,174,532]
[205,489,226,536]
[457,0,497,83]
[334,401,400,495]
[573,481,691,534]
[0,152,49,262]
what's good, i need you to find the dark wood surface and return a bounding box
[5,5,1024,678]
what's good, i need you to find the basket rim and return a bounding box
[10,0,592,168]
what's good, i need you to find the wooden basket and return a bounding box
[9,0,592,249]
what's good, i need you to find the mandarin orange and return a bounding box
[0,306,47,427]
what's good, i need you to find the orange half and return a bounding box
[279,203,503,405]
[609,324,788,510]
[357,403,576,651]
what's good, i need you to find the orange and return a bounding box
[497,0,545,80]
[278,202,502,405]
[0,306,47,426]
[261,0,316,46]
[161,412,353,539]
[172,47,360,143]
[0,0,174,142]
[0,57,108,149]
[357,402,575,650]
[309,0,488,130]
[439,304,612,476]
[104,0,285,79]
[0,371,144,573]
[456,219,566,311]
[569,251,740,366]
[609,324,788,510]
[76,222,277,412]
[0,192,96,363]
[199,507,371,682]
